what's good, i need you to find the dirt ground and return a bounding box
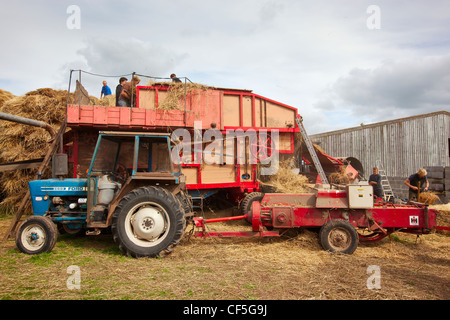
[0,207,449,301]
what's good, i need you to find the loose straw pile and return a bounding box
[259,160,312,193]
[147,81,211,111]
[418,191,440,205]
[0,88,114,212]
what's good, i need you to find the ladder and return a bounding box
[295,115,329,184]
[376,160,394,201]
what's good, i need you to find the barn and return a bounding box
[310,111,450,202]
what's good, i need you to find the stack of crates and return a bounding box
[424,166,450,203]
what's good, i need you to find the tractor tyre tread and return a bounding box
[111,186,186,258]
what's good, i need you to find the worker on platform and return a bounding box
[368,167,383,198]
[100,81,112,99]
[404,168,429,201]
[118,75,141,107]
[115,77,128,106]
[170,73,182,83]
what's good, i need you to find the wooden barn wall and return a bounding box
[310,113,450,179]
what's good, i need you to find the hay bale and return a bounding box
[430,203,450,234]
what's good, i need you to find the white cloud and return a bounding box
[313,55,450,129]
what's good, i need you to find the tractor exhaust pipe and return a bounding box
[0,111,56,139]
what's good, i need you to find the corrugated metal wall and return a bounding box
[310,111,450,179]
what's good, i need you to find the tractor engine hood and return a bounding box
[29,179,88,215]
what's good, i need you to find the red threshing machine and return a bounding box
[191,115,439,254]
[192,187,438,254]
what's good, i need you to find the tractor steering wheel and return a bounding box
[113,163,129,183]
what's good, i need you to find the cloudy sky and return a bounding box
[0,0,449,134]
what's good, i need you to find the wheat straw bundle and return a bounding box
[418,191,439,205]
[0,87,120,212]
[0,89,69,161]
[148,81,211,111]
[329,166,351,185]
[430,203,450,233]
[0,88,73,211]
[89,94,116,107]
[0,89,15,108]
[259,160,312,193]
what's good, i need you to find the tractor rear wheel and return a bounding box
[111,186,186,258]
[15,216,58,255]
[319,219,358,254]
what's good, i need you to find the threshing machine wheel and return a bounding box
[111,186,186,258]
[319,219,359,254]
[250,134,275,161]
[15,216,58,255]
[240,192,264,223]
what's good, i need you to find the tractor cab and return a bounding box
[85,131,184,228]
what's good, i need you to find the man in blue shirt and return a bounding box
[100,81,112,99]
[368,167,383,198]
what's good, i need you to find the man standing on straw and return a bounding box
[170,73,182,83]
[404,168,429,201]
[100,81,112,99]
[118,75,141,107]
[115,77,127,106]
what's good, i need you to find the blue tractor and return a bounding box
[15,131,192,258]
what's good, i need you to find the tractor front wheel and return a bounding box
[15,216,58,255]
[112,186,186,258]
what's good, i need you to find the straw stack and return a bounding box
[0,89,15,108]
[430,203,450,234]
[0,88,115,212]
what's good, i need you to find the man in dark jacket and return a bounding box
[118,75,140,107]
[368,167,383,198]
[170,73,182,83]
[404,168,429,201]
[115,77,127,106]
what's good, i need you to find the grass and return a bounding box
[0,209,449,300]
